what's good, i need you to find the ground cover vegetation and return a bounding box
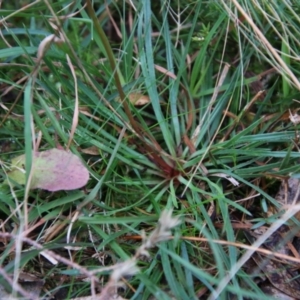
[1,0,300,299]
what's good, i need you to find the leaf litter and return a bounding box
[244,178,300,299]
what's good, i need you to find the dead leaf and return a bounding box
[191,124,201,146]
[116,93,150,106]
[78,146,100,155]
[210,173,240,186]
[289,111,300,125]
[8,148,89,191]
[183,134,196,154]
[275,178,300,220]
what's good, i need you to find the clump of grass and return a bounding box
[0,0,300,299]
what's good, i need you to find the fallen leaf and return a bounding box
[78,146,100,155]
[116,92,150,106]
[8,149,89,191]
[289,111,300,125]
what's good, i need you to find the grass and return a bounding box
[1,0,300,299]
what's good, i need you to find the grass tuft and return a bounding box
[1,1,300,299]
